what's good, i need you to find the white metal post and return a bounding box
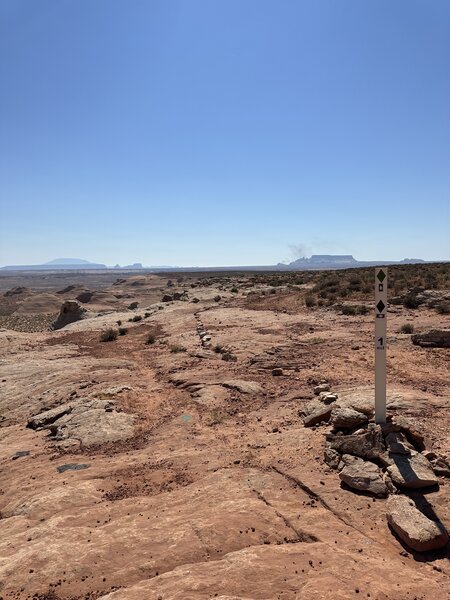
[375,267,387,424]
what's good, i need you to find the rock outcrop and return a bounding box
[51,301,87,330]
[411,329,450,348]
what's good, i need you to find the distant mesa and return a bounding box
[1,258,107,271]
[277,255,428,270]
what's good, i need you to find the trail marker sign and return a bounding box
[375,268,387,423]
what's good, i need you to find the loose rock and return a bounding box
[338,455,388,497]
[331,407,368,429]
[387,451,438,489]
[386,496,448,552]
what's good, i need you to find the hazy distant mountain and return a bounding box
[277,255,427,270]
[45,258,94,265]
[1,258,107,271]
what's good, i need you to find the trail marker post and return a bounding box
[375,267,387,424]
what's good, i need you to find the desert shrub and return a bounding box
[144,312,151,318]
[146,334,156,345]
[436,301,450,314]
[100,328,118,342]
[403,293,420,309]
[118,327,127,336]
[342,305,357,316]
[170,344,186,353]
[117,320,122,326]
[222,351,237,362]
[131,315,142,322]
[230,287,238,293]
[356,305,369,315]
[400,323,414,334]
[305,294,316,307]
[214,344,225,354]
[128,302,139,310]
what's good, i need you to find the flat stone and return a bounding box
[27,402,74,430]
[386,496,448,552]
[303,404,333,427]
[319,392,338,404]
[339,455,388,497]
[314,384,330,395]
[57,464,90,474]
[385,432,413,455]
[391,416,425,451]
[222,380,263,394]
[387,451,438,489]
[331,407,368,429]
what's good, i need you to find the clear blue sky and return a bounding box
[1,0,449,267]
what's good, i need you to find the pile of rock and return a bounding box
[300,385,449,552]
[195,315,212,347]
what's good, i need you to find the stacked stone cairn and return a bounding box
[300,383,449,553]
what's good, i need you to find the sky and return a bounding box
[0,0,449,267]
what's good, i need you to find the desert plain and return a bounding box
[0,264,449,600]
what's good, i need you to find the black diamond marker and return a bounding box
[376,300,385,313]
[377,270,386,282]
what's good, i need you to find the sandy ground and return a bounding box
[0,272,449,600]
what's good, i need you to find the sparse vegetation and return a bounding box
[400,323,414,334]
[118,327,127,336]
[100,328,118,342]
[230,287,238,293]
[436,301,450,315]
[146,334,156,345]
[341,304,369,316]
[305,294,316,307]
[128,315,143,322]
[117,320,122,326]
[128,302,139,310]
[170,344,187,353]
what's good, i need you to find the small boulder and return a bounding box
[272,368,283,376]
[161,294,173,302]
[386,496,448,552]
[387,451,438,489]
[391,416,425,451]
[323,447,341,469]
[319,392,338,404]
[331,407,368,429]
[339,455,388,497]
[314,383,330,395]
[303,404,333,427]
[327,424,385,461]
